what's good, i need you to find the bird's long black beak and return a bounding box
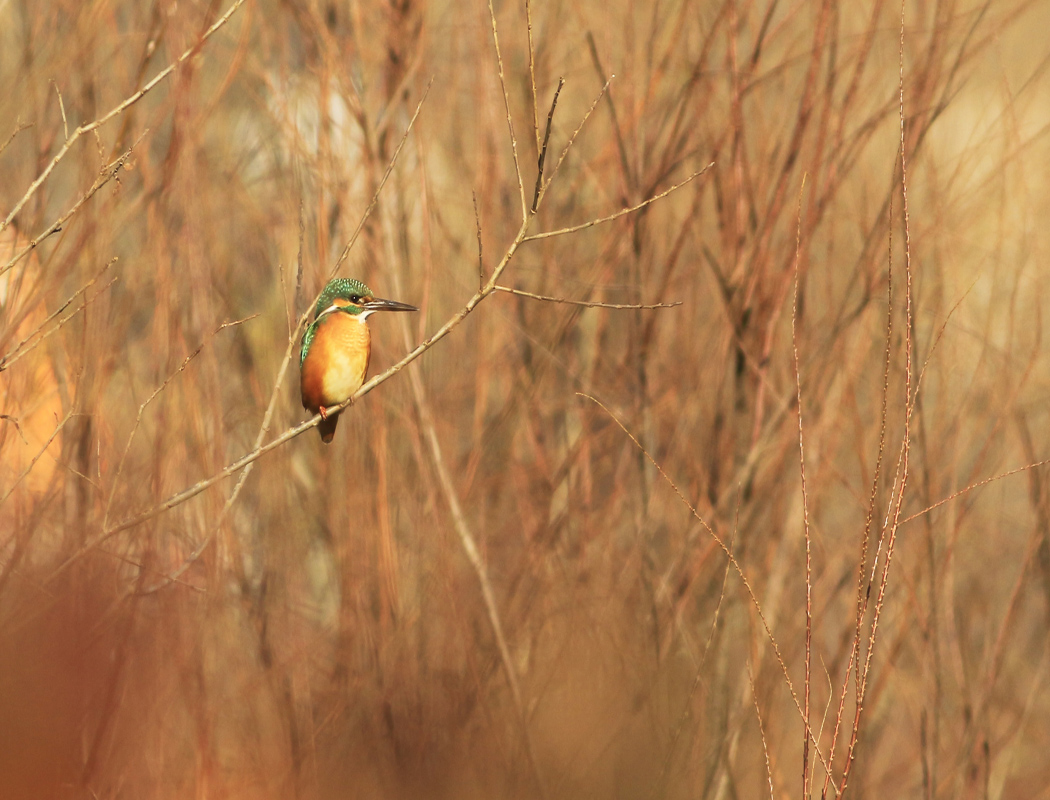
[364,297,418,313]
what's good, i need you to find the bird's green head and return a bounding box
[313,278,374,319]
[301,277,418,367]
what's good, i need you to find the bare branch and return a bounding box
[473,190,484,289]
[494,284,681,310]
[537,76,612,208]
[525,163,713,241]
[486,0,528,221]
[525,0,541,155]
[531,77,564,212]
[0,121,32,159]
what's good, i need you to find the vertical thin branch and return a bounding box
[792,175,813,800]
[836,3,915,793]
[531,77,564,212]
[486,0,528,221]
[473,189,484,289]
[524,0,541,154]
[749,662,776,800]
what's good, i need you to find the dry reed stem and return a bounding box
[837,4,916,792]
[749,660,776,800]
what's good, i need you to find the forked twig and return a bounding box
[532,78,564,212]
[535,76,612,209]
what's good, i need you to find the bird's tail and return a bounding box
[319,412,339,443]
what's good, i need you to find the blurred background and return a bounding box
[2,0,1050,797]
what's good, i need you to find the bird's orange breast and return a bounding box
[300,312,371,412]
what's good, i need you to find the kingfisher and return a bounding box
[300,277,417,443]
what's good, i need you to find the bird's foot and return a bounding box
[319,406,328,421]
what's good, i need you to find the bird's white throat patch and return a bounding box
[317,304,373,322]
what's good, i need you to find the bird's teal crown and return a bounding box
[313,277,373,318]
[300,278,374,367]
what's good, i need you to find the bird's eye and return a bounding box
[349,294,361,303]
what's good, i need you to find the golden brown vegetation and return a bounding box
[3,0,1050,797]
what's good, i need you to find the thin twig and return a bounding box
[0,415,26,444]
[486,0,527,221]
[0,121,32,159]
[531,78,564,212]
[792,174,813,800]
[650,517,735,800]
[525,163,713,241]
[838,5,915,792]
[329,79,432,280]
[749,662,776,800]
[473,190,484,289]
[51,80,69,141]
[524,0,541,155]
[903,460,1050,524]
[822,187,896,800]
[494,284,681,310]
[537,77,612,208]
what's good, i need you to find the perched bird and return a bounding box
[300,277,417,442]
